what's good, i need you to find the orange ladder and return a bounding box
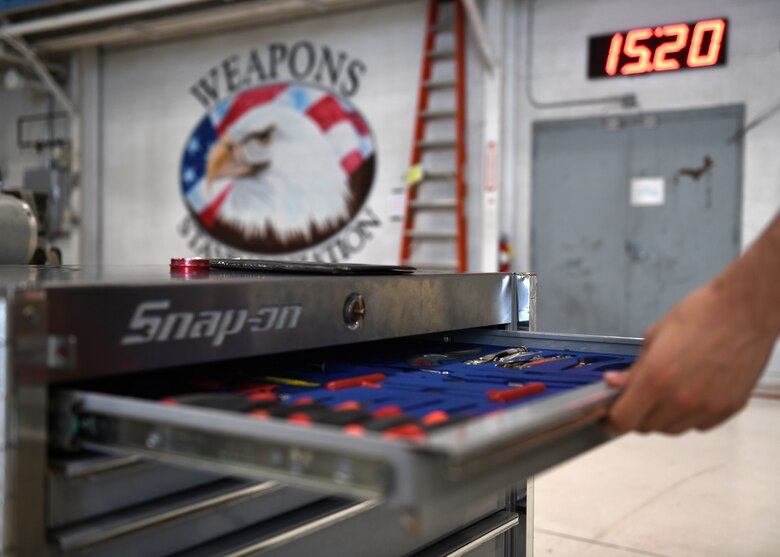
[399,0,467,273]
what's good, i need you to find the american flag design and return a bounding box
[180,82,375,254]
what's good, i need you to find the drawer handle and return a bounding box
[52,481,281,551]
[219,499,379,556]
[445,515,519,557]
[54,454,143,479]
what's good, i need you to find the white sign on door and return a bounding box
[630,176,665,206]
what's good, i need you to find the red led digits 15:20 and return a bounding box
[593,18,727,79]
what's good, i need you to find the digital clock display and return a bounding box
[588,18,728,78]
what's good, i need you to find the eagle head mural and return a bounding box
[181,83,375,254]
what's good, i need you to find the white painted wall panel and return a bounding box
[99,1,431,266]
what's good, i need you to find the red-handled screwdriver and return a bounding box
[325,373,388,390]
[487,382,547,403]
[383,423,427,441]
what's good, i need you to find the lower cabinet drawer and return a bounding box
[51,330,640,543]
[170,497,508,557]
[48,479,324,557]
[48,452,224,528]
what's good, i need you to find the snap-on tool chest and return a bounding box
[0,266,641,556]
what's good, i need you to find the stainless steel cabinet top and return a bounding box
[2,265,514,379]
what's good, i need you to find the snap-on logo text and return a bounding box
[120,300,302,347]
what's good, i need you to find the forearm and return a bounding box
[711,212,780,337]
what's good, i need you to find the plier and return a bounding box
[406,347,482,367]
[497,354,572,370]
[464,346,538,365]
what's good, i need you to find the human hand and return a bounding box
[604,283,776,435]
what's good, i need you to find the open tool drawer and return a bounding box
[52,330,640,529]
[6,269,640,555]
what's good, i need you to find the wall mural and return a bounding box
[178,42,382,261]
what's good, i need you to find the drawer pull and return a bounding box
[410,511,520,557]
[51,481,280,551]
[52,454,143,479]
[218,499,379,556]
[444,515,519,557]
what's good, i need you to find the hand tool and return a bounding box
[382,423,427,441]
[406,347,482,367]
[248,393,280,403]
[343,415,419,438]
[363,415,417,431]
[262,376,321,387]
[561,356,624,369]
[286,408,375,427]
[497,354,572,370]
[372,405,404,418]
[486,383,547,403]
[383,373,507,396]
[325,373,388,390]
[415,368,452,375]
[318,409,374,426]
[161,393,279,413]
[334,401,362,411]
[251,402,337,423]
[463,346,537,365]
[272,403,333,419]
[287,413,315,426]
[423,413,472,431]
[231,383,280,394]
[594,362,632,372]
[421,410,449,426]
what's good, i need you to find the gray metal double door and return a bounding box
[531,105,743,337]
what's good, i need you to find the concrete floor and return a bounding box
[532,393,780,557]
